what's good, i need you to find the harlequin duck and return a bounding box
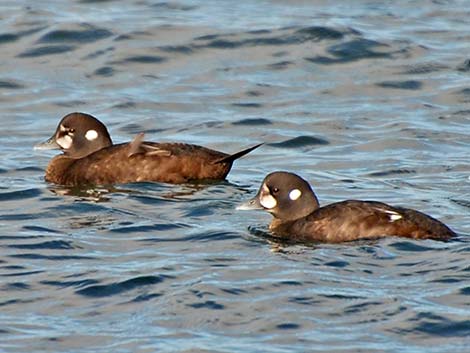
[237,171,456,242]
[34,112,262,185]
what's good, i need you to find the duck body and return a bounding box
[45,141,243,185]
[238,171,456,243]
[36,112,261,186]
[268,199,455,243]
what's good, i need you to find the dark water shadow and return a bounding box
[76,275,173,298]
[7,240,77,250]
[376,80,423,90]
[37,25,113,44]
[268,135,329,148]
[305,38,395,64]
[0,188,43,201]
[17,45,76,58]
[194,25,345,49]
[0,80,25,89]
[246,224,458,251]
[0,27,46,45]
[46,178,239,203]
[138,229,240,244]
[231,118,272,126]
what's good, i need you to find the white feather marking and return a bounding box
[289,188,302,201]
[260,194,277,209]
[56,135,72,149]
[85,129,98,141]
[376,208,402,222]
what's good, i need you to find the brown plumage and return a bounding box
[237,171,456,243]
[35,112,261,186]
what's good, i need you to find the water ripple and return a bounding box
[195,26,345,49]
[118,55,167,64]
[306,38,394,64]
[1,2,469,352]
[0,188,42,201]
[40,279,100,289]
[76,275,171,298]
[17,45,76,58]
[187,300,225,310]
[37,25,113,44]
[7,240,76,250]
[0,80,25,89]
[268,135,329,148]
[9,254,93,261]
[376,80,423,90]
[232,118,272,126]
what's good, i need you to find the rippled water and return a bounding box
[1,1,469,352]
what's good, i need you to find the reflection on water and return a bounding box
[49,180,223,202]
[1,0,469,352]
[49,185,115,202]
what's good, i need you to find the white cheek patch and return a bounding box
[56,135,73,149]
[289,188,302,201]
[59,124,67,132]
[85,129,98,141]
[260,194,277,209]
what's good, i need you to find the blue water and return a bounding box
[1,1,469,352]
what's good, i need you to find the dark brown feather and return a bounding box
[270,200,455,242]
[46,142,240,185]
[239,172,456,243]
[39,112,261,185]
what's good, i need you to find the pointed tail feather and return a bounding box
[213,143,263,164]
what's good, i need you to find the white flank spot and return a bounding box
[85,129,98,141]
[56,135,72,149]
[289,188,302,201]
[260,194,277,209]
[383,209,402,222]
[389,213,402,222]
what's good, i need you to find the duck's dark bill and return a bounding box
[236,196,263,211]
[34,136,59,150]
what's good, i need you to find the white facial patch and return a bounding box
[56,135,73,149]
[85,129,98,141]
[59,124,67,132]
[260,194,277,209]
[258,183,277,209]
[289,188,302,201]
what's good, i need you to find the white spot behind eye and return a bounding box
[260,194,277,209]
[56,135,72,149]
[289,188,302,201]
[85,129,98,141]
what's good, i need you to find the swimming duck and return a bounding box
[35,112,261,185]
[237,171,456,242]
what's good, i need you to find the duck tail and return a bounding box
[213,143,263,164]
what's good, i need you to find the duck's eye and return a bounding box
[271,187,280,194]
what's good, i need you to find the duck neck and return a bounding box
[45,155,75,184]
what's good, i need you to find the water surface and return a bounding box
[1,1,469,352]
